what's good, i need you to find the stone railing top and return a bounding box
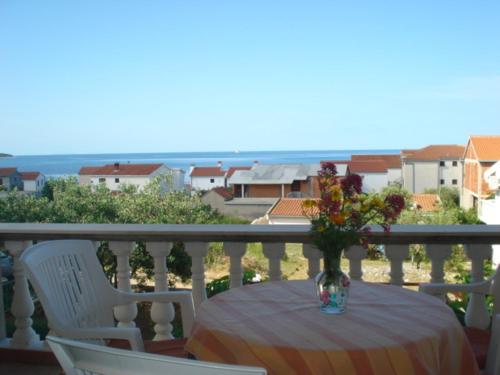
[0,223,500,244]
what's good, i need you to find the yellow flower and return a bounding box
[331,185,343,201]
[303,199,317,209]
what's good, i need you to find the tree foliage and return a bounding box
[1,176,246,282]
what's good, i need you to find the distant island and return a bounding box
[0,153,12,157]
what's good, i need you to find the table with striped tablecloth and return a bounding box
[185,280,479,375]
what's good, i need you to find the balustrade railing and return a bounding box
[1,223,500,352]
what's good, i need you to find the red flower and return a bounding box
[341,174,362,196]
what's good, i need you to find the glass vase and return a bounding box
[315,254,350,314]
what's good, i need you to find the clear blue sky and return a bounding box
[1,1,499,155]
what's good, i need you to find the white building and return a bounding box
[190,165,226,191]
[402,145,464,193]
[351,154,402,185]
[20,172,46,195]
[79,163,184,192]
[479,161,500,267]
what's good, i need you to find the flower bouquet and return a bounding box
[303,162,405,314]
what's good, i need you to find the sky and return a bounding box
[1,1,499,155]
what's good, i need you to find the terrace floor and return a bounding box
[0,362,61,375]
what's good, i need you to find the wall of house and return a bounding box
[0,174,22,191]
[359,173,388,192]
[90,176,152,191]
[191,176,225,191]
[439,160,463,189]
[201,191,226,213]
[387,168,402,185]
[79,175,92,185]
[247,184,283,198]
[267,216,311,225]
[403,161,439,193]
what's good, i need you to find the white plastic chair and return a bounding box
[420,266,500,374]
[20,239,195,352]
[47,335,267,375]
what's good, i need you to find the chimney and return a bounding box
[217,161,223,168]
[114,162,120,171]
[253,160,259,168]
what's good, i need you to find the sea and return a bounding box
[0,149,400,179]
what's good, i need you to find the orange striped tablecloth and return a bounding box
[185,280,479,375]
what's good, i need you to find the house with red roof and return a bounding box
[411,194,441,212]
[351,154,402,185]
[0,167,22,191]
[189,162,227,191]
[20,171,46,195]
[78,163,184,192]
[266,198,316,225]
[462,136,500,210]
[401,145,465,193]
[333,160,389,192]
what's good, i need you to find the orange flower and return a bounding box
[330,214,346,225]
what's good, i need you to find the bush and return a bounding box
[205,270,257,298]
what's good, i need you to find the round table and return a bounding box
[185,280,480,375]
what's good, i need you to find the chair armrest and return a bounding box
[116,291,195,337]
[52,326,144,351]
[419,279,491,296]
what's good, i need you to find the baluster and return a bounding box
[345,245,367,281]
[385,245,409,286]
[224,242,247,289]
[5,241,40,348]
[426,244,452,284]
[302,243,321,279]
[465,244,491,329]
[262,243,286,281]
[185,242,209,309]
[109,241,137,328]
[147,242,175,340]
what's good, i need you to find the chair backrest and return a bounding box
[47,335,267,375]
[20,240,118,334]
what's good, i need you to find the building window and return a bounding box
[452,179,457,185]
[439,161,445,167]
[452,161,458,167]
[210,178,215,183]
[98,178,105,183]
[440,179,445,185]
[291,180,301,192]
[0,179,3,186]
[115,178,120,183]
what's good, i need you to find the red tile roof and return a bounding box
[20,172,41,180]
[79,164,163,176]
[351,154,401,169]
[404,145,465,161]
[211,187,233,200]
[226,166,252,178]
[412,194,441,212]
[347,160,388,173]
[0,167,18,176]
[269,198,319,217]
[469,136,500,161]
[190,167,226,177]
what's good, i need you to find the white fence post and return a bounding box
[385,245,409,286]
[224,242,247,289]
[465,244,491,329]
[5,241,40,348]
[262,243,286,281]
[345,245,367,281]
[147,241,175,341]
[185,242,209,310]
[109,241,137,328]
[302,243,321,279]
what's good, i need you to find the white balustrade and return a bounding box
[345,246,367,281]
[385,245,409,286]
[302,243,321,279]
[4,241,40,348]
[147,241,175,341]
[1,223,500,357]
[185,242,209,309]
[465,244,492,329]
[109,241,137,328]
[223,242,247,289]
[262,242,286,281]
